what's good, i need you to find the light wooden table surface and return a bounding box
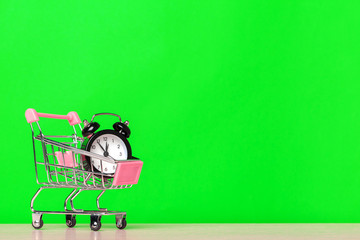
[1,224,360,240]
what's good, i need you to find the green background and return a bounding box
[1,0,360,223]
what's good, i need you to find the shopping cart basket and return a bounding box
[25,109,143,231]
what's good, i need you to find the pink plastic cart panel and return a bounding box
[54,151,78,168]
[113,160,143,186]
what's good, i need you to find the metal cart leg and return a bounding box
[64,188,78,211]
[70,189,84,212]
[96,190,108,211]
[31,187,44,213]
[31,186,57,212]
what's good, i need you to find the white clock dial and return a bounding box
[89,133,128,174]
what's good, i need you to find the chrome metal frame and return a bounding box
[28,117,136,229]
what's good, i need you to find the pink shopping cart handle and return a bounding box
[25,108,81,126]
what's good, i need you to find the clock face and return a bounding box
[87,130,130,174]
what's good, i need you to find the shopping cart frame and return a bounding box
[26,109,142,231]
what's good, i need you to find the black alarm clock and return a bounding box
[81,113,132,175]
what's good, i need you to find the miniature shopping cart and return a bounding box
[25,109,143,231]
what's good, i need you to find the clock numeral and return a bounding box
[112,139,114,143]
[92,145,96,149]
[117,144,120,149]
[119,152,122,156]
[97,139,100,143]
[104,137,107,141]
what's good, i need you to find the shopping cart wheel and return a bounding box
[32,213,44,229]
[32,217,44,229]
[90,215,102,231]
[32,219,44,229]
[66,214,76,228]
[116,218,127,229]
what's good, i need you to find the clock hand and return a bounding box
[97,142,106,153]
[97,141,111,158]
[96,141,116,163]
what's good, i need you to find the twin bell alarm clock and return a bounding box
[81,113,132,176]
